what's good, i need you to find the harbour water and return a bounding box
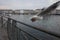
[10,15,60,36]
[8,15,60,40]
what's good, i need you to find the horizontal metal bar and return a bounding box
[1,16,60,38]
[7,21,38,40]
[15,26,39,40]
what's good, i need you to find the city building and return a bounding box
[20,9,36,15]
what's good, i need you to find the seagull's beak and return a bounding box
[31,16,43,22]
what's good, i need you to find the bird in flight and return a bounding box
[31,1,60,22]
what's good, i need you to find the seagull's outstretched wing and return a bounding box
[31,1,60,22]
[37,1,60,16]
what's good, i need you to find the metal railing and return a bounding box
[0,15,60,40]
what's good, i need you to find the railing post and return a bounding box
[11,20,18,40]
[7,19,21,40]
[7,18,11,40]
[1,16,3,27]
[17,28,21,40]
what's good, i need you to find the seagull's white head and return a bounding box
[31,15,43,22]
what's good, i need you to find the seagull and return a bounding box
[31,1,60,22]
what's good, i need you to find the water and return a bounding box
[10,15,60,40]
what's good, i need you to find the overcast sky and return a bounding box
[0,0,59,9]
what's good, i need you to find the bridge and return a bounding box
[0,15,60,40]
